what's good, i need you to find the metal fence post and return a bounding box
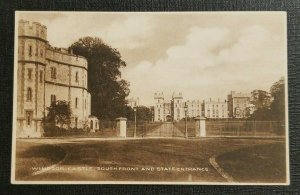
[254,121,256,137]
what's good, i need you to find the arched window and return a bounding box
[90,120,93,129]
[27,87,32,101]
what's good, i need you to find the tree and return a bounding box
[45,100,72,128]
[248,107,272,120]
[270,77,285,121]
[70,37,130,120]
[248,89,272,120]
[124,106,152,121]
[247,78,285,121]
[136,106,152,121]
[250,90,271,110]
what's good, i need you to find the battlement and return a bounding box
[172,92,183,99]
[230,91,251,98]
[46,45,88,69]
[18,20,47,41]
[186,100,201,104]
[205,98,227,104]
[154,92,164,99]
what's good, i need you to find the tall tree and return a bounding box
[70,37,130,120]
[250,90,271,110]
[270,77,285,121]
[45,100,72,128]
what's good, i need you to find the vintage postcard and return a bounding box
[11,11,289,185]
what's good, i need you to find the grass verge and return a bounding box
[15,141,65,180]
[216,142,286,183]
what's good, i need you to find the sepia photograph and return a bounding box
[11,11,289,185]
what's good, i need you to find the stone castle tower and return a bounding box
[154,92,164,121]
[16,20,97,138]
[154,92,185,122]
[172,92,184,121]
[17,20,48,137]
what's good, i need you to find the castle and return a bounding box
[154,91,251,122]
[154,92,202,121]
[16,20,98,138]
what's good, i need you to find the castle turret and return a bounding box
[172,92,184,121]
[17,20,48,137]
[154,92,164,121]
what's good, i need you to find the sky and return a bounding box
[17,12,287,106]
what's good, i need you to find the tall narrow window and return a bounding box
[75,71,78,82]
[51,94,56,104]
[75,117,78,128]
[35,44,38,56]
[51,67,56,79]
[29,45,32,57]
[27,87,32,101]
[28,68,32,80]
[39,70,43,82]
[75,97,78,108]
[26,111,32,126]
[40,49,43,57]
[90,120,93,129]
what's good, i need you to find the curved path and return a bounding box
[15,137,285,183]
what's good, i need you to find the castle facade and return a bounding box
[16,20,97,138]
[154,91,250,122]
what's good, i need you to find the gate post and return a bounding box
[195,116,206,137]
[116,117,127,138]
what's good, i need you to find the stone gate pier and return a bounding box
[116,117,127,138]
[195,116,206,137]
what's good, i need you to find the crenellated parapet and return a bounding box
[18,20,47,42]
[46,45,88,69]
[172,92,183,99]
[154,92,164,99]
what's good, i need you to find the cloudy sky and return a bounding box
[17,12,287,106]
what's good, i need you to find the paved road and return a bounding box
[145,122,185,137]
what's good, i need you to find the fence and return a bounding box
[42,120,163,138]
[206,120,285,137]
[173,121,197,137]
[42,120,285,138]
[175,120,285,137]
[127,121,162,137]
[99,120,163,137]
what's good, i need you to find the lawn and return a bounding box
[15,141,65,180]
[216,142,286,183]
[14,137,287,183]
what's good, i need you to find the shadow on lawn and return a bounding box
[15,143,65,180]
[216,142,286,183]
